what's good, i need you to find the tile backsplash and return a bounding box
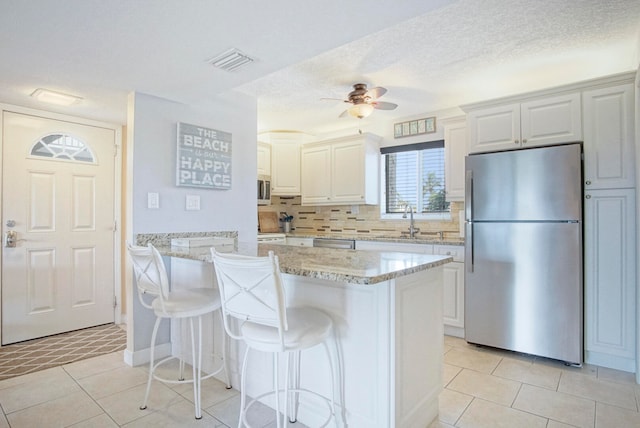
[260,196,464,240]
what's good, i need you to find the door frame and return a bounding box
[0,103,123,344]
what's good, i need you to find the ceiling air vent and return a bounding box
[208,48,254,72]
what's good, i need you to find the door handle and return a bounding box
[4,230,17,248]
[465,222,474,273]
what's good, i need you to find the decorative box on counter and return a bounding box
[170,237,234,250]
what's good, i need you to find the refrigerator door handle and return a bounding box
[466,221,473,272]
[465,169,473,222]
[465,169,474,272]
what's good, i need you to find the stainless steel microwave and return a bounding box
[257,175,271,205]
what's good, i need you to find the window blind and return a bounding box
[383,140,449,214]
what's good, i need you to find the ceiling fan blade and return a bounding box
[366,86,387,99]
[372,101,398,110]
[338,109,350,118]
[320,97,349,102]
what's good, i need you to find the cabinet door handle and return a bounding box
[522,138,527,144]
[585,180,592,185]
[514,139,519,144]
[585,195,591,199]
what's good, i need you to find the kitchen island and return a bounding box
[150,241,451,427]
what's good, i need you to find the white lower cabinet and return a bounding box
[584,188,636,372]
[434,245,465,338]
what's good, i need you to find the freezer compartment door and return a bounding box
[465,222,583,364]
[465,144,582,221]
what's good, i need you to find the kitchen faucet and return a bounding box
[402,204,420,238]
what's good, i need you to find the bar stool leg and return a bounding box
[178,318,185,381]
[220,310,231,389]
[141,316,162,410]
[274,353,282,428]
[189,317,202,419]
[287,351,301,424]
[331,331,347,428]
[238,347,251,428]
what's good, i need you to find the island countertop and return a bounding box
[155,242,452,285]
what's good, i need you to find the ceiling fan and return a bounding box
[322,83,398,119]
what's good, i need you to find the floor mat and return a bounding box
[0,323,126,380]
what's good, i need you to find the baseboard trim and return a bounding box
[123,343,172,367]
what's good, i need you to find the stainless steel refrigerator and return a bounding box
[464,143,583,365]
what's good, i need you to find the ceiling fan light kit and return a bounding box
[326,83,398,119]
[348,103,374,118]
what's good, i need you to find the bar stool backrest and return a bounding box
[127,243,170,314]
[211,250,288,349]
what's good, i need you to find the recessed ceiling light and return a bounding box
[30,88,83,106]
[207,48,254,72]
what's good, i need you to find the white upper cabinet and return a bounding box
[260,132,308,196]
[467,103,520,153]
[521,94,582,147]
[271,139,301,195]
[257,142,271,176]
[467,92,582,153]
[582,83,635,190]
[442,117,466,201]
[331,139,370,204]
[300,144,331,204]
[301,133,380,205]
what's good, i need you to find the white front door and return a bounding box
[1,110,116,344]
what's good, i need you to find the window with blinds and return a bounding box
[382,140,450,214]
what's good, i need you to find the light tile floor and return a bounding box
[0,336,638,427]
[434,336,640,428]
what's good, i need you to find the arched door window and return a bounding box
[29,133,96,163]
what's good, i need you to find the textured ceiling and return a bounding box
[240,0,640,136]
[0,0,638,138]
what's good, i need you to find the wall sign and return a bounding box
[176,122,232,189]
[394,117,436,138]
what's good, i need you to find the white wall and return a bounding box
[127,91,257,356]
[130,92,257,240]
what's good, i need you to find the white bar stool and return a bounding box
[127,243,230,419]
[211,249,344,428]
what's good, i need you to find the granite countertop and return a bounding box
[285,233,465,246]
[155,242,452,285]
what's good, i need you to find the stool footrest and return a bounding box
[242,388,335,428]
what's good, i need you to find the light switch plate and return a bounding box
[147,192,159,209]
[186,195,200,211]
